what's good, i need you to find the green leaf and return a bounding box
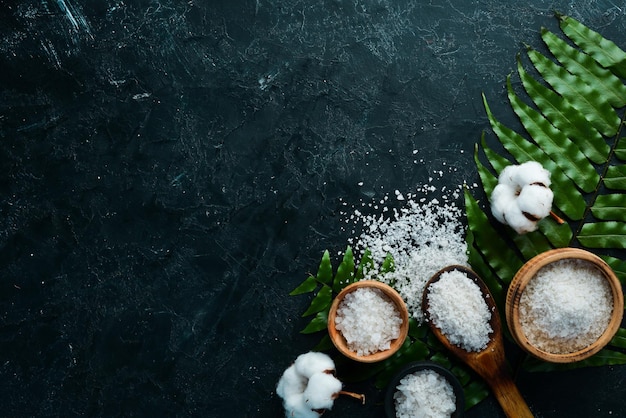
[464,189,522,284]
[474,142,498,194]
[301,284,332,317]
[463,380,490,410]
[609,328,626,349]
[536,217,573,248]
[526,48,620,137]
[558,14,626,79]
[615,137,626,161]
[290,275,319,296]
[333,246,355,292]
[482,94,586,220]
[374,339,430,388]
[381,252,395,274]
[604,165,626,190]
[578,221,626,249]
[505,76,599,192]
[516,57,608,164]
[355,248,374,281]
[300,310,329,334]
[592,194,626,221]
[601,255,626,284]
[316,250,333,285]
[541,28,626,108]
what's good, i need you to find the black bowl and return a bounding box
[384,361,465,418]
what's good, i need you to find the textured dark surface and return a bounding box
[1,1,625,417]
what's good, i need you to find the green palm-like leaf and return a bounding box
[470,15,626,371]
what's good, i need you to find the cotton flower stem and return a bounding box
[549,210,565,225]
[338,390,366,405]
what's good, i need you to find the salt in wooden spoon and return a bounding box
[422,265,533,418]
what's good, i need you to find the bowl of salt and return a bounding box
[506,248,624,363]
[384,361,465,418]
[327,280,409,362]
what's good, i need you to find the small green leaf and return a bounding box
[355,248,374,281]
[592,194,626,221]
[333,247,355,292]
[290,275,319,296]
[463,380,490,410]
[464,189,523,284]
[601,255,626,284]
[316,250,333,285]
[301,285,332,317]
[474,142,498,194]
[381,252,395,274]
[609,328,626,349]
[578,221,626,248]
[300,310,329,334]
[615,137,626,161]
[558,14,626,79]
[604,166,626,190]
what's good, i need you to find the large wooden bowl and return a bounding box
[327,280,409,363]
[506,248,624,363]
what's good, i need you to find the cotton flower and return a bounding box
[490,161,556,234]
[276,352,365,418]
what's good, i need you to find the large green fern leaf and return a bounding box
[470,15,626,371]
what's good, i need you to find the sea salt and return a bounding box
[346,186,468,323]
[519,259,613,353]
[394,369,456,418]
[426,270,493,352]
[334,287,403,356]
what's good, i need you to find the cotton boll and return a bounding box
[283,393,322,418]
[497,165,521,189]
[294,351,335,378]
[490,183,517,224]
[517,184,554,220]
[303,372,343,410]
[513,161,551,187]
[505,202,539,234]
[277,364,307,400]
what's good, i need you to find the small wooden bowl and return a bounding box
[327,280,409,363]
[506,248,624,363]
[384,361,465,418]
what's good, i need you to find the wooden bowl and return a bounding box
[327,280,409,363]
[506,248,624,363]
[384,361,465,418]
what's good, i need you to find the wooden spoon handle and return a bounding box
[487,372,534,418]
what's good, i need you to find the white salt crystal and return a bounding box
[335,287,403,356]
[519,259,613,354]
[394,369,456,418]
[351,197,468,323]
[426,270,493,352]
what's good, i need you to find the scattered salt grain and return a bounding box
[335,288,403,356]
[349,192,468,323]
[394,369,456,418]
[519,259,613,353]
[426,270,493,352]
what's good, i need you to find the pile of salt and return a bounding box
[394,369,457,418]
[335,287,403,356]
[519,259,613,353]
[426,270,493,352]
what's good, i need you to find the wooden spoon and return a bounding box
[422,265,533,418]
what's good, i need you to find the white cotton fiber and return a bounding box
[294,352,335,378]
[283,393,322,418]
[490,183,517,224]
[497,164,521,189]
[504,203,539,234]
[513,161,551,187]
[277,364,307,399]
[303,372,342,410]
[517,184,553,219]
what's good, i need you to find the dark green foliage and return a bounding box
[471,15,626,372]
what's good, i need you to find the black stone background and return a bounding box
[1,0,625,417]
